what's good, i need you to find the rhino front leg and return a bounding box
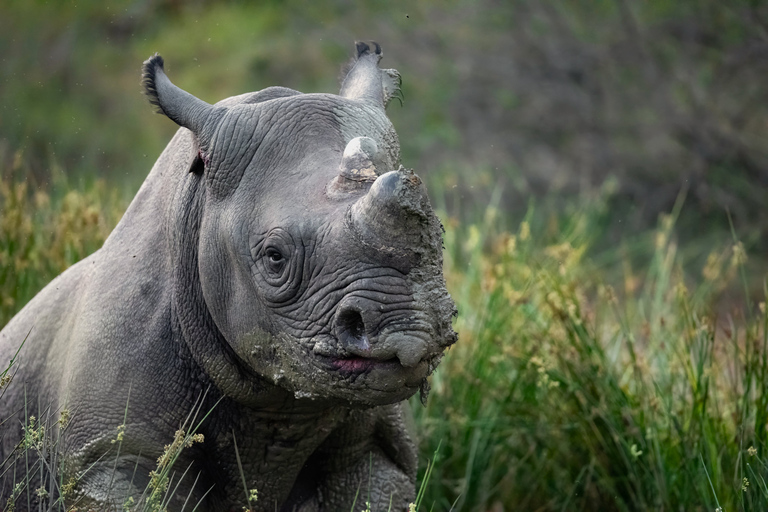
[65,455,207,511]
[315,447,415,512]
[305,404,418,512]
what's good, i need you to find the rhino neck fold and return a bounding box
[169,170,289,407]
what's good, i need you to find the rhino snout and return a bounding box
[375,331,428,368]
[333,300,430,368]
[335,307,372,353]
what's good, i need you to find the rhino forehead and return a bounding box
[206,93,399,194]
[333,100,401,171]
[240,92,399,166]
[276,95,400,172]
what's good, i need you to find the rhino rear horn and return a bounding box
[142,54,217,137]
[340,137,384,181]
[340,42,402,108]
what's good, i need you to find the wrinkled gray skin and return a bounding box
[0,43,456,511]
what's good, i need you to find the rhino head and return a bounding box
[142,42,456,407]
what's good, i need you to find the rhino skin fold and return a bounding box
[0,42,456,512]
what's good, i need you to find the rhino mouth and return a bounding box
[330,308,424,375]
[329,354,400,376]
[312,342,434,388]
[311,334,431,378]
[303,297,446,387]
[313,352,428,396]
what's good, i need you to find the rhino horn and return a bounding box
[142,54,217,137]
[327,136,390,196]
[349,167,431,249]
[340,137,385,181]
[340,42,402,108]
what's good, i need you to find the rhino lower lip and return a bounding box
[329,355,400,375]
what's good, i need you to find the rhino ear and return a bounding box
[142,54,218,138]
[340,42,402,108]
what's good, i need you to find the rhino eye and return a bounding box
[252,228,303,303]
[265,248,286,272]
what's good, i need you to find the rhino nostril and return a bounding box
[336,309,371,352]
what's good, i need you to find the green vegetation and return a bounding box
[4,0,767,234]
[0,154,125,327]
[415,196,768,510]
[1,166,766,510]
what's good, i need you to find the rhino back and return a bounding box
[0,129,203,471]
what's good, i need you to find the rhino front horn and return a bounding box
[142,54,218,137]
[349,168,432,250]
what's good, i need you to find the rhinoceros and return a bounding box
[0,42,456,511]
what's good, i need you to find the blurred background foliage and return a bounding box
[3,0,768,231]
[2,1,768,510]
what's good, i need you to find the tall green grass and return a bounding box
[412,193,767,511]
[0,153,126,327]
[2,169,767,510]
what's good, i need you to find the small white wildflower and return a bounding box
[567,302,582,326]
[111,424,125,444]
[58,408,70,429]
[466,225,481,251]
[731,242,747,268]
[519,221,530,241]
[505,235,517,255]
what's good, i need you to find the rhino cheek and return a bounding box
[403,250,457,354]
[198,208,261,353]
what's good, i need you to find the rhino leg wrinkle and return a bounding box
[0,42,456,511]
